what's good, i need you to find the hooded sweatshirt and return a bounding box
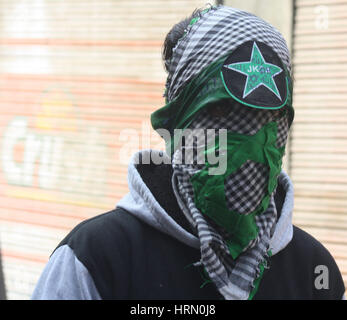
[31,150,345,300]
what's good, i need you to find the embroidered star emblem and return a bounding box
[224,42,283,100]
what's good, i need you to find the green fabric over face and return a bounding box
[190,122,285,259]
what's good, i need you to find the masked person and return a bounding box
[32,5,345,300]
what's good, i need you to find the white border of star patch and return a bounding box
[224,42,283,100]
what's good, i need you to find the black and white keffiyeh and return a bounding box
[172,102,289,300]
[165,6,291,103]
[168,5,292,299]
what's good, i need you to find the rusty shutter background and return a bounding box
[0,0,206,299]
[292,0,347,287]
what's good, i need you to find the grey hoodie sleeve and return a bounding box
[31,245,101,300]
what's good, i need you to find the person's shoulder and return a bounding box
[291,225,345,299]
[54,207,144,258]
[291,225,333,259]
[290,225,339,267]
[39,208,147,300]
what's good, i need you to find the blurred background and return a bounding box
[0,0,346,299]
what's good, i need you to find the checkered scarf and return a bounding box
[172,104,289,299]
[167,5,292,299]
[165,5,291,103]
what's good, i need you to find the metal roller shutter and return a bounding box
[0,0,207,299]
[292,0,347,288]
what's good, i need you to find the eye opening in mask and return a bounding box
[205,99,241,118]
[205,98,288,121]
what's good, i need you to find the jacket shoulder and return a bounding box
[292,226,338,264]
[256,225,345,300]
[291,225,345,299]
[56,207,143,257]
[55,207,150,299]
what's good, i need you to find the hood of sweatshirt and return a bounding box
[117,149,294,256]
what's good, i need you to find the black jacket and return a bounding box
[32,161,345,300]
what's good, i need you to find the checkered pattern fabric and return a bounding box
[165,6,291,102]
[168,4,291,300]
[172,105,288,299]
[178,102,288,215]
[224,160,269,214]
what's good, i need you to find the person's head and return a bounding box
[151,4,294,229]
[152,7,295,300]
[162,8,206,74]
[151,5,294,155]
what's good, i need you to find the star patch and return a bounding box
[221,41,288,109]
